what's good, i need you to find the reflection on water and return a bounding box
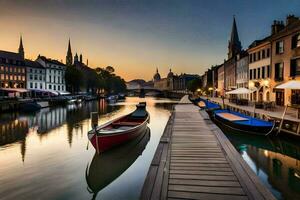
[0,97,176,200]
[86,128,150,200]
[225,132,300,200]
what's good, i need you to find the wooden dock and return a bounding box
[140,99,275,200]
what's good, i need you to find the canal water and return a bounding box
[224,132,300,200]
[0,97,177,200]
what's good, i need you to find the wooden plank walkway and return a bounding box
[140,98,275,200]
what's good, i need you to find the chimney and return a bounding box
[286,14,298,26]
[271,20,285,35]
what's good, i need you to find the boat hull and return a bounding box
[213,111,274,136]
[89,118,148,153]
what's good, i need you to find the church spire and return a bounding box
[228,16,242,59]
[18,35,24,59]
[66,38,73,66]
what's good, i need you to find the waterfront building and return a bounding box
[0,36,26,91]
[25,60,46,90]
[217,64,225,97]
[247,37,271,102]
[153,68,199,92]
[36,56,66,93]
[235,51,249,100]
[211,65,221,97]
[224,17,242,95]
[270,15,300,106]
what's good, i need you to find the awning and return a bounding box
[226,87,255,94]
[275,80,300,89]
[0,88,28,93]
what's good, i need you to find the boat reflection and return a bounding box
[85,127,151,200]
[226,133,300,200]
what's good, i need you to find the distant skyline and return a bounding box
[0,0,300,81]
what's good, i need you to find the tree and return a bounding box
[65,66,83,94]
[187,78,202,93]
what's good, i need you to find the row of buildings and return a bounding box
[0,37,92,97]
[153,68,200,92]
[201,14,300,106]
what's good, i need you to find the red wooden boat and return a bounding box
[88,102,149,153]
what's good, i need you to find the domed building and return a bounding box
[153,68,161,82]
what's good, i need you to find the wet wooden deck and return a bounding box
[140,99,275,200]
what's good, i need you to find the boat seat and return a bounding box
[112,121,141,126]
[217,113,249,121]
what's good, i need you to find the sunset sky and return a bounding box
[0,0,299,81]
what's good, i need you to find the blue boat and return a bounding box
[213,109,275,136]
[192,97,221,116]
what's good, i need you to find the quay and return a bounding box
[140,96,275,200]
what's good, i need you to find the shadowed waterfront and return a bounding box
[0,97,177,200]
[225,132,300,200]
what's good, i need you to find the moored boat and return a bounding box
[193,97,221,116]
[213,109,275,136]
[88,102,149,153]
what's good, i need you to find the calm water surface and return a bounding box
[0,97,177,200]
[225,131,300,200]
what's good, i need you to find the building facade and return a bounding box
[0,37,26,92]
[217,64,225,97]
[25,60,46,90]
[247,38,271,102]
[236,51,249,99]
[271,15,300,106]
[36,56,66,93]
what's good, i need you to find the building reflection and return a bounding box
[247,147,300,200]
[0,100,123,162]
[226,132,300,200]
[0,118,29,162]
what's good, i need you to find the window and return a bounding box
[262,66,265,79]
[262,50,265,59]
[253,53,256,62]
[276,41,284,54]
[291,33,300,49]
[40,83,43,89]
[275,63,284,81]
[54,85,56,90]
[49,75,52,82]
[253,69,257,79]
[257,52,261,60]
[30,68,33,73]
[58,85,60,91]
[290,58,300,77]
[35,83,37,89]
[49,84,52,89]
[267,65,270,78]
[257,68,261,79]
[249,54,253,63]
[30,74,33,80]
[249,69,253,80]
[39,75,42,81]
[62,86,64,91]
[30,82,33,88]
[34,75,37,80]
